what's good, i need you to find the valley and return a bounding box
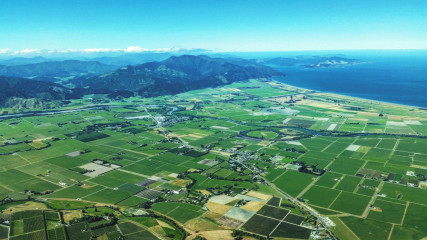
[1,78,427,240]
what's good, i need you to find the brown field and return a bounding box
[157,219,174,229]
[172,179,189,187]
[63,210,82,223]
[180,133,206,139]
[2,201,48,214]
[240,201,266,212]
[247,191,272,201]
[150,225,166,235]
[203,212,223,222]
[94,203,109,207]
[358,112,380,117]
[192,230,234,240]
[242,237,259,240]
[198,190,211,195]
[258,141,271,146]
[185,217,224,231]
[206,202,232,215]
[411,164,427,168]
[218,216,244,229]
[211,150,232,157]
[387,115,403,120]
[97,235,108,240]
[349,118,369,122]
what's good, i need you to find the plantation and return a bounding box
[241,214,280,236]
[256,205,289,220]
[151,202,205,223]
[367,199,406,224]
[272,170,314,197]
[330,192,371,216]
[302,185,341,208]
[271,222,311,239]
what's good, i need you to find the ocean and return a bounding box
[236,50,427,108]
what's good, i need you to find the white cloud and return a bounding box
[13,49,41,54]
[125,46,148,52]
[82,48,113,53]
[0,46,209,55]
[0,49,12,54]
[57,48,78,53]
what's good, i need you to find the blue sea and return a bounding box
[237,50,427,108]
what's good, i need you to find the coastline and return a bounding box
[271,78,427,110]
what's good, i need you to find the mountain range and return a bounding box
[71,55,282,97]
[0,55,283,111]
[0,60,117,82]
[0,76,84,111]
[0,54,363,112]
[263,56,362,68]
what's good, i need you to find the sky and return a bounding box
[0,0,426,54]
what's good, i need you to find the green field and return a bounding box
[302,185,341,208]
[273,170,314,197]
[330,192,371,215]
[1,79,427,240]
[151,202,205,223]
[367,199,406,224]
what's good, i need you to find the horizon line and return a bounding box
[1,47,427,57]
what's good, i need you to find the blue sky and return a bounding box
[0,0,426,53]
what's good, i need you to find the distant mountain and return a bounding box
[264,56,363,68]
[0,60,118,82]
[88,52,173,66]
[0,56,51,66]
[71,55,283,96]
[0,76,83,111]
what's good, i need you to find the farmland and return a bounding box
[1,79,427,239]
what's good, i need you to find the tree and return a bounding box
[194,236,207,240]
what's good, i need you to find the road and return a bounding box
[232,158,338,240]
[144,107,189,146]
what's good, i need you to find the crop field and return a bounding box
[315,172,342,188]
[335,175,362,192]
[8,210,63,240]
[302,185,341,208]
[379,182,427,205]
[392,203,427,239]
[135,189,163,200]
[223,207,255,222]
[47,226,67,240]
[272,170,314,197]
[83,188,132,204]
[267,196,281,206]
[271,222,311,239]
[367,199,406,224]
[1,79,427,239]
[330,192,371,215]
[341,216,393,240]
[234,194,312,238]
[151,202,205,223]
[283,213,305,225]
[256,205,289,220]
[241,214,280,236]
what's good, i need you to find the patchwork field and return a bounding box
[1,79,427,239]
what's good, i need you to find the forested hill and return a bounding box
[71,55,284,97]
